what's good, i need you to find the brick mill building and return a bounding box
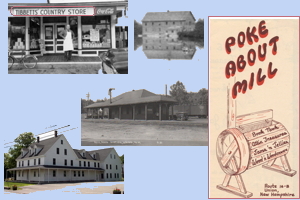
[85,89,177,120]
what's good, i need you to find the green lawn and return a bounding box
[4,182,36,190]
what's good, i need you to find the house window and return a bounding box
[56,148,59,154]
[110,164,112,169]
[64,159,67,166]
[145,22,147,26]
[83,152,85,157]
[22,171,24,177]
[101,174,104,179]
[173,22,175,25]
[166,22,168,25]
[116,165,118,170]
[64,171,66,177]
[53,158,56,165]
[34,171,36,177]
[110,173,112,178]
[18,171,20,176]
[19,161,20,167]
[74,171,76,177]
[71,160,73,166]
[78,171,80,177]
[82,171,84,177]
[27,160,29,166]
[152,22,154,25]
[84,161,86,167]
[88,162,90,167]
[94,162,96,167]
[110,154,112,159]
[114,173,116,178]
[114,155,116,159]
[106,173,108,178]
[106,164,108,169]
[53,170,56,177]
[117,173,119,178]
[98,163,100,168]
[38,171,39,177]
[61,140,63,144]
[38,158,40,165]
[34,159,36,165]
[64,149,67,155]
[79,161,81,167]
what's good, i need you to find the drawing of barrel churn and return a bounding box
[216,85,297,198]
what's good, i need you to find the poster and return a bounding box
[209,17,299,198]
[90,28,100,42]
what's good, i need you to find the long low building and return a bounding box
[8,131,123,183]
[85,89,177,120]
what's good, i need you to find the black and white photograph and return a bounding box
[81,82,208,146]
[134,11,204,60]
[8,0,128,74]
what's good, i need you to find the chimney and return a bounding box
[54,130,58,137]
[37,136,40,143]
[165,84,167,96]
[167,10,169,12]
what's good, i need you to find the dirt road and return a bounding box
[81,118,208,146]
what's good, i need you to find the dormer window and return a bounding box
[83,152,85,157]
[34,148,36,155]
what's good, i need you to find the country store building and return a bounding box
[7,132,123,183]
[8,0,128,57]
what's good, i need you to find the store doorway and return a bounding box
[43,23,66,54]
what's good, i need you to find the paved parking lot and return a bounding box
[4,182,124,194]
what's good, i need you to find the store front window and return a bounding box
[81,16,111,49]
[115,26,128,48]
[8,17,26,50]
[29,17,41,50]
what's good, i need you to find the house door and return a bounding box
[43,23,66,54]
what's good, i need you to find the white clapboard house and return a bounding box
[8,131,123,183]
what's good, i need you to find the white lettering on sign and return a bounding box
[96,7,115,15]
[11,7,95,16]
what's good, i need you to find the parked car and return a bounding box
[99,48,128,74]
[176,112,189,121]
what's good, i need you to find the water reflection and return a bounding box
[135,35,203,60]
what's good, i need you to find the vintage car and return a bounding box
[176,112,189,121]
[98,48,128,74]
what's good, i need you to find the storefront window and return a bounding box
[81,16,111,49]
[69,16,78,49]
[29,17,41,50]
[8,17,26,50]
[115,26,128,48]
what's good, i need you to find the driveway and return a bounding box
[4,182,124,194]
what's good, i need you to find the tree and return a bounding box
[119,154,124,164]
[4,132,36,178]
[169,81,189,105]
[198,88,208,105]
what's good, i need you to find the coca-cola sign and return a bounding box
[95,7,115,15]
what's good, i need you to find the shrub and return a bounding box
[113,188,122,194]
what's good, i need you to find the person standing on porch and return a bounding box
[59,24,75,61]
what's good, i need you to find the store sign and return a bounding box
[11,6,95,16]
[95,7,115,15]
